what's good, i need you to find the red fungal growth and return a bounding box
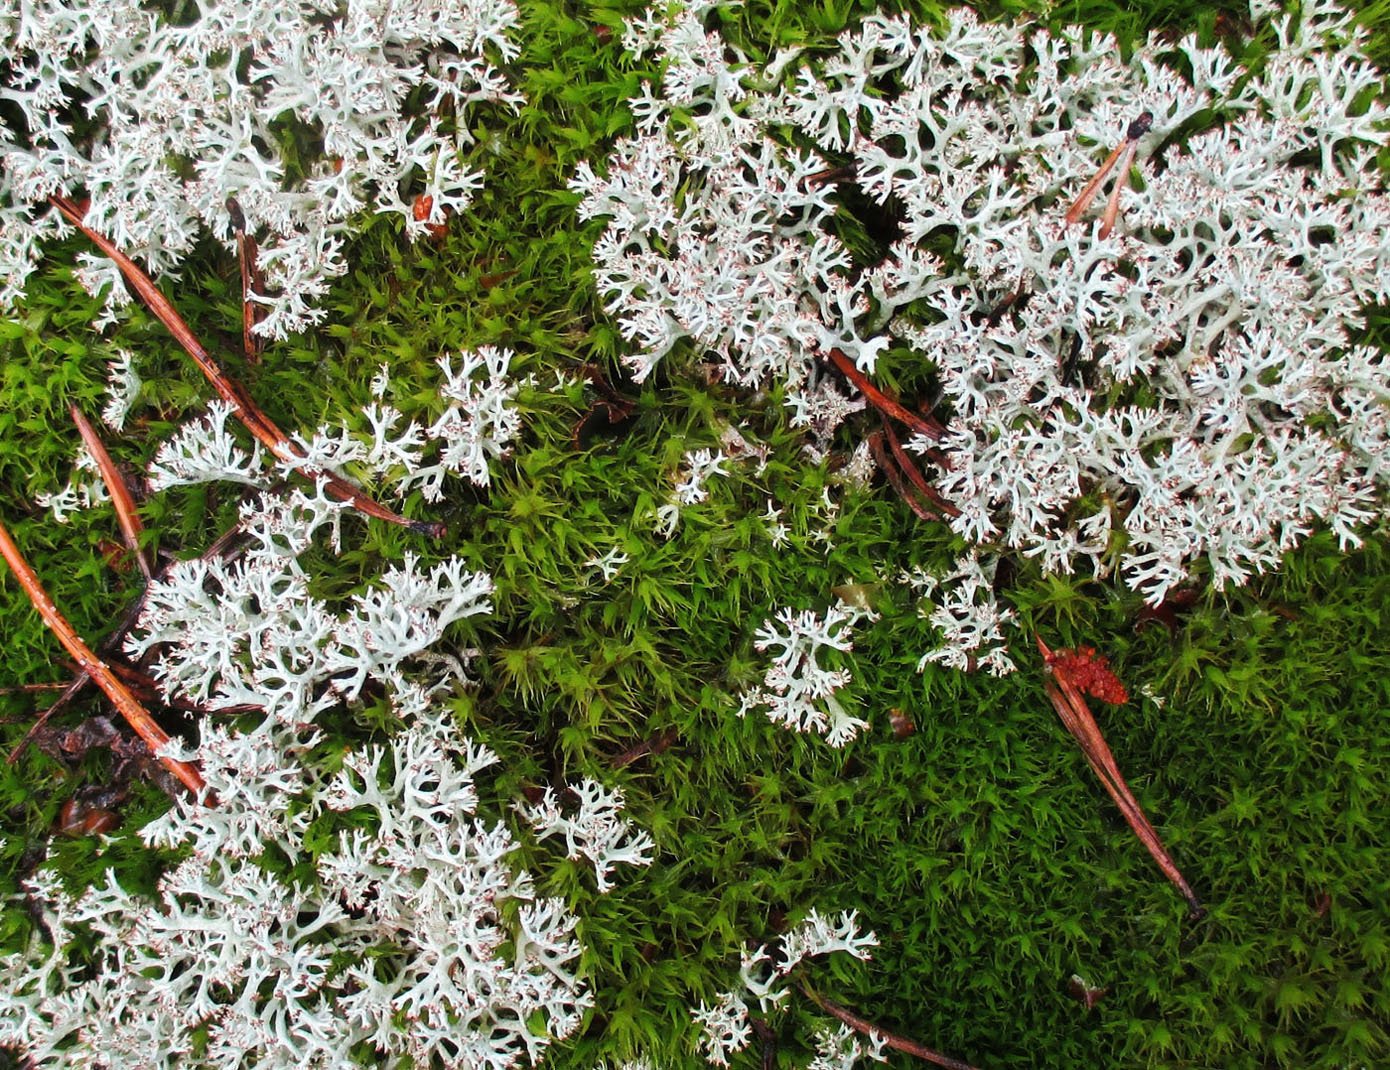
[1044,645,1129,705]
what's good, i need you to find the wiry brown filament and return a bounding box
[1063,111,1153,238]
[826,348,943,440]
[799,982,980,1070]
[228,196,265,364]
[70,405,154,581]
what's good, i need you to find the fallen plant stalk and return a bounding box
[70,405,154,581]
[8,672,88,765]
[799,981,980,1070]
[868,432,941,522]
[0,517,205,796]
[1037,637,1202,916]
[49,195,444,538]
[610,726,678,769]
[826,348,944,440]
[1063,111,1153,239]
[881,419,961,519]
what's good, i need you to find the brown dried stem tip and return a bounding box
[48,195,442,538]
[869,431,945,522]
[70,405,154,582]
[227,196,265,364]
[826,347,960,519]
[798,981,981,1070]
[1037,636,1203,917]
[9,515,254,766]
[881,419,961,519]
[0,517,205,796]
[1063,110,1153,239]
[609,726,679,769]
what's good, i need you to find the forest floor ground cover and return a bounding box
[2,0,1390,1067]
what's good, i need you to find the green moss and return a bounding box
[3,1,1390,1067]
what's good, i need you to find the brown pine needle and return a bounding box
[8,518,252,765]
[1098,139,1141,240]
[1063,111,1153,233]
[869,433,942,521]
[239,231,264,363]
[827,348,944,440]
[1063,140,1126,225]
[881,419,961,519]
[48,195,444,538]
[7,673,87,764]
[1037,637,1203,916]
[610,726,679,769]
[70,405,153,582]
[0,516,205,796]
[799,982,980,1070]
[227,197,265,364]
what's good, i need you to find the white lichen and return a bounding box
[1,0,522,333]
[738,603,871,746]
[579,0,1390,634]
[518,778,656,893]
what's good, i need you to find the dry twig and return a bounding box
[799,981,980,1070]
[610,726,678,769]
[881,419,960,519]
[8,521,247,765]
[70,405,154,581]
[1063,111,1153,239]
[0,517,205,795]
[49,195,444,537]
[227,196,265,364]
[826,348,943,440]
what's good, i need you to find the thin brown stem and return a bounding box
[8,518,248,765]
[1098,140,1140,240]
[0,517,205,796]
[826,348,943,440]
[1064,140,1126,225]
[1064,111,1153,231]
[610,726,679,769]
[868,433,942,522]
[228,197,264,364]
[799,982,980,1070]
[1037,637,1203,916]
[48,195,444,538]
[881,419,961,519]
[801,163,857,189]
[7,673,88,764]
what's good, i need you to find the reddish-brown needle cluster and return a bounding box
[48,195,444,538]
[1063,111,1153,239]
[4,199,453,804]
[0,518,206,797]
[1038,636,1202,916]
[825,347,960,522]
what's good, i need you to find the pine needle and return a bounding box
[0,516,206,796]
